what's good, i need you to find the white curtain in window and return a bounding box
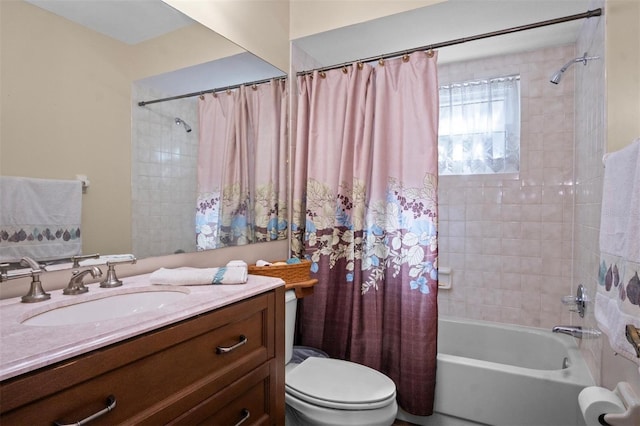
[438,75,520,175]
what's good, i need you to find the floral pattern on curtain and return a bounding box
[196,80,288,250]
[292,53,439,415]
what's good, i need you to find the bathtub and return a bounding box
[398,317,595,426]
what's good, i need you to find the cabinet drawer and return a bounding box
[0,292,276,425]
[169,361,274,426]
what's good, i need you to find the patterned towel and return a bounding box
[597,138,640,364]
[0,176,82,263]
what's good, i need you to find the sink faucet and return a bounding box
[552,325,602,339]
[0,257,51,303]
[63,266,102,295]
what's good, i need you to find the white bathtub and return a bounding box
[398,317,595,426]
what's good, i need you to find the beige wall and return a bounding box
[1,1,132,255]
[606,0,640,151]
[0,0,243,256]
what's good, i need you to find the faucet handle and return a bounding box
[70,253,100,268]
[0,262,51,302]
[561,284,586,317]
[20,256,44,272]
[100,257,137,288]
[0,263,9,281]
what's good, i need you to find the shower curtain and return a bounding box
[196,80,288,250]
[291,53,439,415]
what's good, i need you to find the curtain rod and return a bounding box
[137,75,287,107]
[297,8,602,76]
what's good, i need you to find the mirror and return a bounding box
[0,0,287,265]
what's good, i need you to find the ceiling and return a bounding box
[23,0,595,90]
[293,0,594,68]
[23,0,286,97]
[24,0,194,45]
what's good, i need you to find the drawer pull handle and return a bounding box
[234,408,251,426]
[216,335,248,354]
[54,394,116,426]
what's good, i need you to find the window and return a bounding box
[438,75,520,175]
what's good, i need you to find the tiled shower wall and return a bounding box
[131,85,199,259]
[574,0,606,380]
[437,45,576,328]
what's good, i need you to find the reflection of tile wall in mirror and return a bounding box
[132,85,199,259]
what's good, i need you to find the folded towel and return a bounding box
[0,176,82,263]
[150,260,248,286]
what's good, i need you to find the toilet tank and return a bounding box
[285,290,298,364]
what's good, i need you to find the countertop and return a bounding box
[0,273,284,382]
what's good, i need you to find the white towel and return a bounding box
[150,260,248,286]
[597,138,640,365]
[0,176,82,263]
[600,138,640,263]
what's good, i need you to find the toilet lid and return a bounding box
[285,357,396,410]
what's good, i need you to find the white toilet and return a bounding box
[284,290,398,426]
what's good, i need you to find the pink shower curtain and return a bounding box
[196,80,288,250]
[292,53,439,415]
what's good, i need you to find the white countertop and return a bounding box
[0,273,284,382]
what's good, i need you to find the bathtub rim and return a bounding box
[437,315,595,385]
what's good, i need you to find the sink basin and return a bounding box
[22,290,188,326]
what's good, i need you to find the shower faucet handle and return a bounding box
[561,284,586,318]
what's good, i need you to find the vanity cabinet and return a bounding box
[0,286,285,425]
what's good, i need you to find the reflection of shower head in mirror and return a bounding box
[174,117,192,133]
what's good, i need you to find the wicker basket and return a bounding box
[248,259,312,284]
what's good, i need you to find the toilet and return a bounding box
[284,290,398,426]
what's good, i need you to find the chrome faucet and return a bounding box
[0,257,51,303]
[64,266,102,295]
[552,325,602,339]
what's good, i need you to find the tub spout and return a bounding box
[552,325,601,339]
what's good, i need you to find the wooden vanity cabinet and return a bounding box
[0,286,285,426]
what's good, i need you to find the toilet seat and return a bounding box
[285,357,397,410]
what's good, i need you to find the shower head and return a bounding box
[550,52,599,84]
[174,117,192,133]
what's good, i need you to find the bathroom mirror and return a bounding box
[0,0,287,265]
